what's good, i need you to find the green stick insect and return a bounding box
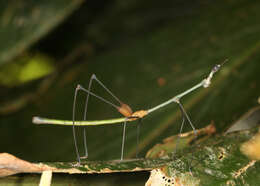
[33,61,227,165]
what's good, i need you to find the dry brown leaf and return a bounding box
[0,153,52,177]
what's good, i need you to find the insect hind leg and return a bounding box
[73,74,129,163]
[176,100,197,136]
[81,74,96,159]
[175,100,198,175]
[172,104,186,158]
[72,85,82,164]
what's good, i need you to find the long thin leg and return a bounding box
[136,119,141,158]
[177,100,198,174]
[81,74,133,160]
[173,105,186,157]
[82,74,127,157]
[72,86,81,164]
[77,85,119,110]
[121,119,127,160]
[177,100,197,135]
[73,83,120,163]
[74,74,130,161]
[91,74,123,104]
[82,130,88,158]
[82,75,96,158]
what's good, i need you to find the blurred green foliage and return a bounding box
[0,53,54,86]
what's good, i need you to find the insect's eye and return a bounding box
[213,64,221,72]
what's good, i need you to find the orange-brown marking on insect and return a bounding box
[117,103,133,117]
[117,103,148,121]
[127,110,149,121]
[132,110,148,118]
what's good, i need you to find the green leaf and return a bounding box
[0,53,55,87]
[145,123,216,159]
[0,0,83,66]
[145,127,260,186]
[1,126,259,186]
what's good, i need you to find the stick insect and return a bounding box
[33,61,227,164]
